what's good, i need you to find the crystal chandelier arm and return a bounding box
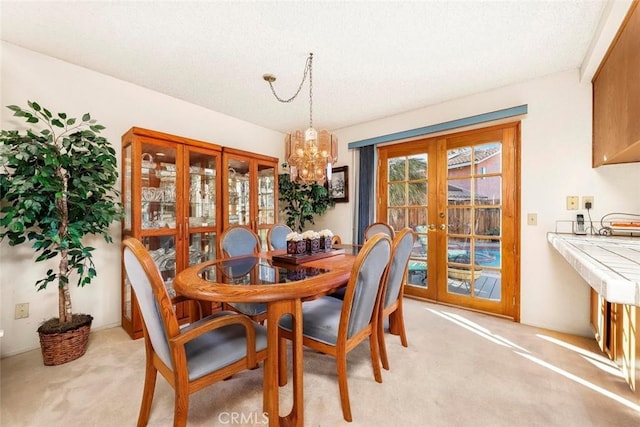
[263,53,313,104]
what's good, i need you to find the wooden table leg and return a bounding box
[265,299,304,427]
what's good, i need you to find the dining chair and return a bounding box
[122,237,268,427]
[218,225,261,257]
[267,223,293,250]
[363,222,394,241]
[218,225,267,322]
[377,227,415,370]
[331,234,342,245]
[278,233,392,422]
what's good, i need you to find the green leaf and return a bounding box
[82,113,91,122]
[51,119,64,128]
[66,118,76,126]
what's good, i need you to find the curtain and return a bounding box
[357,145,375,244]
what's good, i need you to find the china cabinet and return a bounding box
[222,147,278,249]
[121,127,222,339]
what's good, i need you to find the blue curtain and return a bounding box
[357,145,375,244]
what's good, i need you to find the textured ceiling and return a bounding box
[1,1,611,134]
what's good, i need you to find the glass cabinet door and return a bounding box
[140,143,177,230]
[188,150,217,229]
[227,157,251,226]
[188,148,219,261]
[141,235,178,295]
[257,162,276,248]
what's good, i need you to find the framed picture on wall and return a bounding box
[328,166,348,203]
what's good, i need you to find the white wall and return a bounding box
[321,68,640,336]
[0,42,284,357]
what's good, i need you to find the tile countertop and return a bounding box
[547,233,640,306]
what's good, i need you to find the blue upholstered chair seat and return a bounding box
[183,311,268,381]
[225,302,267,317]
[279,297,343,346]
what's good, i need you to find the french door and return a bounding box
[376,122,520,319]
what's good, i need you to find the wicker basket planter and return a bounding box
[37,314,93,366]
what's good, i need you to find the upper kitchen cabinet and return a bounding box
[592,1,640,167]
[222,147,278,249]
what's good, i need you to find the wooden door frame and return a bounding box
[376,121,521,321]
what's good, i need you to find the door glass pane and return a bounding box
[141,143,177,229]
[387,153,430,291]
[475,208,501,236]
[474,269,501,301]
[407,208,427,231]
[142,235,177,297]
[474,176,501,205]
[123,145,132,230]
[258,165,275,226]
[448,178,472,205]
[475,143,502,174]
[476,238,501,268]
[448,207,471,235]
[189,151,217,228]
[228,158,250,225]
[388,208,406,230]
[407,182,427,205]
[388,157,406,181]
[447,142,503,302]
[189,232,217,265]
[447,147,472,177]
[407,154,428,180]
[388,183,406,206]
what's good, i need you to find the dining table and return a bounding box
[173,246,358,427]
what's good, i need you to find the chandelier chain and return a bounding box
[308,53,313,129]
[266,53,313,105]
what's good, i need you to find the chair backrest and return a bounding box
[331,235,342,245]
[122,238,178,369]
[341,233,391,339]
[383,228,415,309]
[267,224,293,250]
[363,222,394,241]
[219,225,260,258]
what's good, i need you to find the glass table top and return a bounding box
[198,256,330,285]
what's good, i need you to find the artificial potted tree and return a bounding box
[0,101,121,365]
[278,163,335,232]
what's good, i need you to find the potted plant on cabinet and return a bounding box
[0,101,121,365]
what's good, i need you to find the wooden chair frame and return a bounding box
[123,238,267,427]
[363,222,395,241]
[377,227,415,370]
[277,234,392,422]
[218,225,267,323]
[266,223,293,251]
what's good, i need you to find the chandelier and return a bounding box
[263,52,337,185]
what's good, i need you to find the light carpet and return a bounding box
[1,299,639,426]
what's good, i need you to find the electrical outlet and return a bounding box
[566,196,579,210]
[15,303,29,319]
[527,213,537,226]
[582,196,594,210]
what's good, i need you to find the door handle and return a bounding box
[428,224,437,231]
[439,224,447,231]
